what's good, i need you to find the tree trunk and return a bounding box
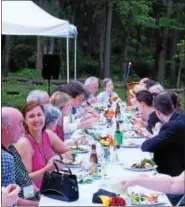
[104,4,112,78]
[168,31,178,87]
[122,39,128,79]
[100,19,105,79]
[157,0,172,85]
[36,36,43,74]
[49,38,55,53]
[2,36,14,77]
[158,28,168,84]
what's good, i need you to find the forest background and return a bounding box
[2,0,185,109]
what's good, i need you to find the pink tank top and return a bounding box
[25,131,54,188]
[54,124,64,142]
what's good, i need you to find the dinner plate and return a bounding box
[131,201,166,206]
[72,149,89,154]
[125,135,144,139]
[65,164,81,168]
[124,166,156,172]
[121,145,140,148]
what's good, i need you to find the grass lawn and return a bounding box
[2,79,185,111]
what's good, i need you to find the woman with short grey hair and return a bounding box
[44,104,62,131]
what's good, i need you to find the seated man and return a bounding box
[84,76,99,104]
[2,107,39,206]
[141,93,185,177]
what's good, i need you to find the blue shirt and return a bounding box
[1,149,15,187]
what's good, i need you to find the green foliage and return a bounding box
[10,69,41,79]
[12,44,35,68]
[176,40,185,61]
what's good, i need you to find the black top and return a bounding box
[146,111,161,134]
[141,112,185,176]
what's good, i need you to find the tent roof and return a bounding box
[2,0,77,38]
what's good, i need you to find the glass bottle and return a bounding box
[114,121,123,146]
[89,144,98,174]
[115,103,121,119]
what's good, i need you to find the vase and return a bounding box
[102,146,110,164]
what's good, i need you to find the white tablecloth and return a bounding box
[39,146,171,206]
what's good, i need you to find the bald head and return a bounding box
[2,107,24,147]
[2,107,20,125]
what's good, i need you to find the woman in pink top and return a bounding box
[15,101,71,188]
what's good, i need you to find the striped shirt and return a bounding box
[9,145,38,200]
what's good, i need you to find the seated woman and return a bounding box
[44,103,86,146]
[97,78,120,105]
[129,84,147,108]
[132,90,161,136]
[54,83,100,139]
[15,101,71,189]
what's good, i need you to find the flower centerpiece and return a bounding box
[82,129,117,163]
[98,135,117,164]
[105,109,115,119]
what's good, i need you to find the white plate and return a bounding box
[125,135,144,139]
[121,145,140,148]
[131,201,166,206]
[124,166,156,172]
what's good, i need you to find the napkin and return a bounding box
[92,189,117,203]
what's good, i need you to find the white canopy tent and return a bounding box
[2,0,78,82]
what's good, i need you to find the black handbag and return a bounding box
[40,159,79,202]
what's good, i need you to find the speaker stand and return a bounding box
[47,79,51,96]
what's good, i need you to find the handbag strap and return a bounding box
[53,159,72,175]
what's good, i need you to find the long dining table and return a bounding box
[39,131,171,206]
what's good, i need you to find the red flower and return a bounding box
[109,197,126,206]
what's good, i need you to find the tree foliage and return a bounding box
[2,0,185,86]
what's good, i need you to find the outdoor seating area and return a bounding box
[1,1,185,207]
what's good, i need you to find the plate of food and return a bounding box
[125,158,157,172]
[121,141,140,148]
[71,145,91,154]
[125,131,143,139]
[128,192,165,206]
[63,157,82,168]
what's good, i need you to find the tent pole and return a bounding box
[74,37,77,80]
[66,36,69,83]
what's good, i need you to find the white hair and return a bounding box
[44,104,62,127]
[26,90,49,103]
[84,76,99,86]
[149,84,164,94]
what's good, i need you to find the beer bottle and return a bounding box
[89,144,98,174]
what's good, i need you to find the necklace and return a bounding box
[29,133,48,165]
